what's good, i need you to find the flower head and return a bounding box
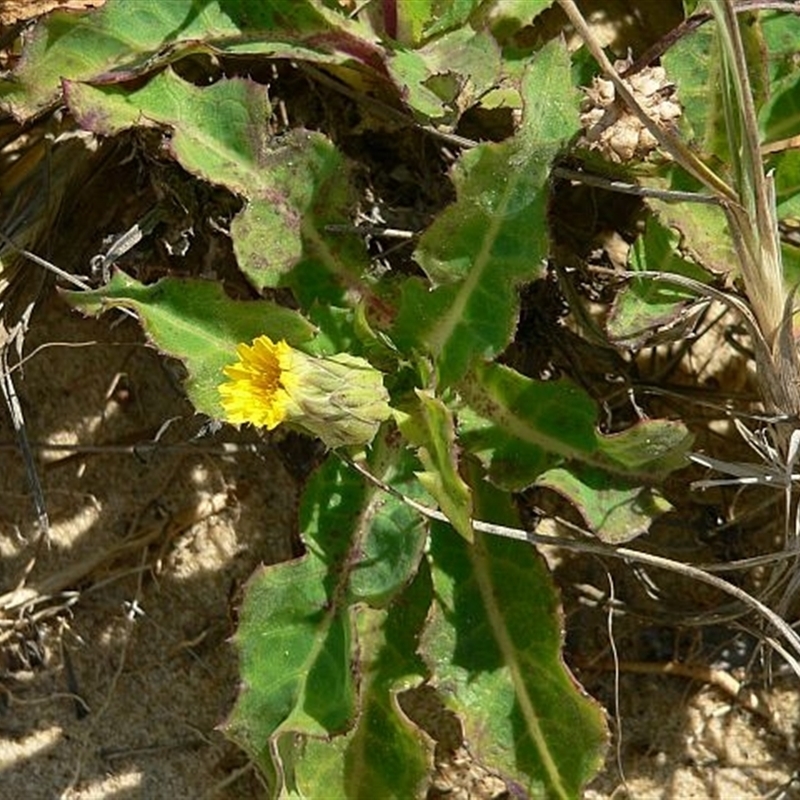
[219,335,391,448]
[219,335,298,429]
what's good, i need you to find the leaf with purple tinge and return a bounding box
[422,476,607,797]
[65,70,369,295]
[0,0,385,119]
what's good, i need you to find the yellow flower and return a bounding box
[219,335,391,448]
[219,336,298,429]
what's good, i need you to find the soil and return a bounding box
[2,4,800,800]
[0,291,298,799]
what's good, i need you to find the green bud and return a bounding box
[284,350,391,448]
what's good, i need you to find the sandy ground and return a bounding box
[0,291,296,798]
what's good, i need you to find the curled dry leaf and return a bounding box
[0,0,105,27]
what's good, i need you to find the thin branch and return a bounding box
[344,457,800,678]
[552,166,721,205]
[621,1,800,78]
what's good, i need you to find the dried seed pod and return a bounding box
[579,60,682,163]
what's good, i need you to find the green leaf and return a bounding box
[66,70,271,193]
[387,27,501,123]
[772,151,800,289]
[61,272,313,418]
[64,70,368,293]
[0,0,382,120]
[648,169,738,277]
[773,149,800,218]
[389,0,484,45]
[421,0,483,40]
[664,11,768,161]
[485,0,555,47]
[457,362,599,489]
[760,9,800,84]
[423,480,606,797]
[234,130,369,294]
[457,401,559,491]
[2,0,241,117]
[458,361,692,502]
[552,419,685,538]
[607,216,710,347]
[760,72,800,145]
[538,465,673,544]
[662,19,719,153]
[393,38,579,384]
[396,390,474,541]
[782,240,800,289]
[225,442,429,769]
[280,568,435,799]
[392,1,433,46]
[596,419,694,478]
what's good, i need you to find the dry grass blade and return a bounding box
[0,120,102,542]
[0,340,48,535]
[559,0,799,418]
[555,0,800,688]
[709,1,800,419]
[0,247,50,541]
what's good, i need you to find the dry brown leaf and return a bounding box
[0,0,105,26]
